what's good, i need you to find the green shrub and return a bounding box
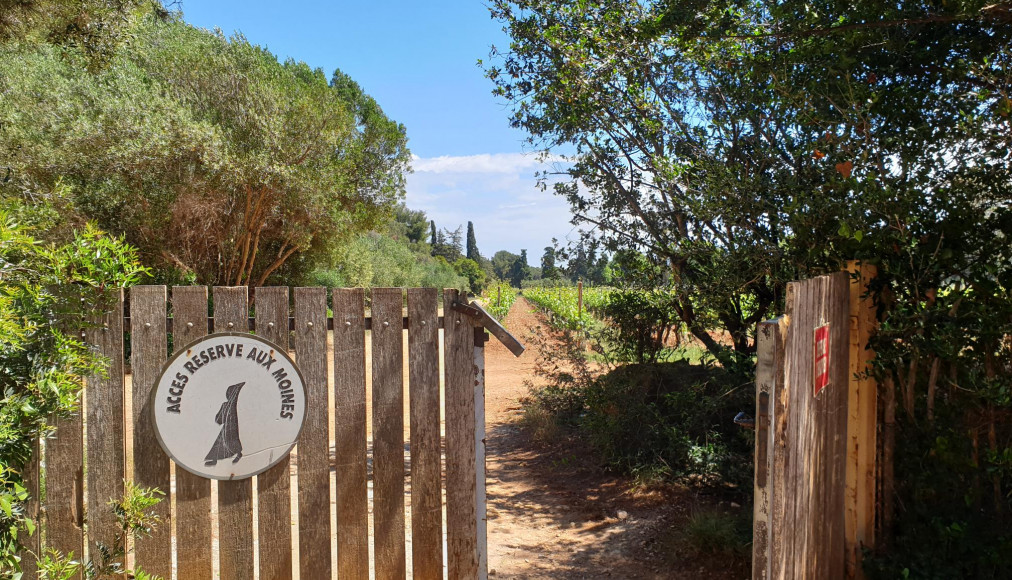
[522,335,754,495]
[579,362,753,490]
[37,483,164,580]
[597,289,681,363]
[453,257,487,294]
[0,215,147,575]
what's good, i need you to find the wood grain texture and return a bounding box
[753,318,784,580]
[130,286,171,578]
[332,288,369,579]
[828,272,851,577]
[171,286,212,580]
[778,273,849,579]
[468,301,525,357]
[444,289,478,580]
[474,335,488,580]
[46,395,83,579]
[254,287,293,580]
[19,439,40,580]
[408,288,444,580]
[85,289,125,566]
[856,265,878,559]
[372,288,407,580]
[293,287,332,579]
[769,293,793,578]
[212,286,254,580]
[845,262,877,580]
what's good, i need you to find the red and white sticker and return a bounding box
[814,324,830,395]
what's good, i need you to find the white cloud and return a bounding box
[410,152,567,175]
[405,153,577,263]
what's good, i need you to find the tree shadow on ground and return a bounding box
[484,420,751,580]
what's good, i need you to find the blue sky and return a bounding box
[180,1,575,262]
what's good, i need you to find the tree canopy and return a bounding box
[486,0,1012,358]
[488,0,1012,573]
[1,9,410,286]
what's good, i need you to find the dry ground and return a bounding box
[483,297,750,579]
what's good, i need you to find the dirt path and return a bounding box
[483,297,748,580]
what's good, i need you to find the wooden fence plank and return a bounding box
[786,278,814,580]
[212,286,254,580]
[333,288,369,579]
[46,390,83,577]
[845,262,877,579]
[408,288,443,580]
[474,331,488,580]
[130,286,171,578]
[85,289,125,567]
[753,318,784,580]
[293,287,332,578]
[372,287,407,580]
[255,287,293,580]
[444,289,478,580]
[856,265,878,557]
[19,439,40,580]
[778,274,849,579]
[772,286,796,580]
[172,286,212,580]
[827,272,851,576]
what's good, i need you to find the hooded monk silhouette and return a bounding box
[205,381,245,466]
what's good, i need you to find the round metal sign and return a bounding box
[152,332,306,480]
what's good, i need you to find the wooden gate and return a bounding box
[19,286,522,580]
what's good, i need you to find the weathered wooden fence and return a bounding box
[753,264,878,580]
[19,286,521,580]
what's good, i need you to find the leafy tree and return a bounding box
[485,0,794,357]
[540,246,557,279]
[313,229,465,290]
[129,18,409,286]
[0,0,159,68]
[431,225,464,262]
[466,221,480,261]
[488,0,1012,573]
[393,204,428,244]
[491,249,519,281]
[453,257,487,294]
[508,249,530,287]
[1,12,409,286]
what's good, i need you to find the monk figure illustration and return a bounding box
[205,381,245,466]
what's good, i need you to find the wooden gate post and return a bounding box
[445,289,479,579]
[753,317,786,580]
[475,325,489,580]
[18,440,40,580]
[845,262,878,578]
[753,273,850,579]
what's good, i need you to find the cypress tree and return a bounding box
[429,220,437,247]
[466,221,479,261]
[541,246,556,279]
